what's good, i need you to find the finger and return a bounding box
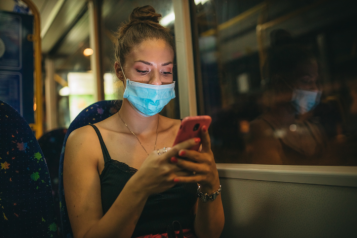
[169,162,197,176]
[200,125,211,153]
[161,162,193,177]
[177,149,206,163]
[175,158,209,173]
[165,138,201,159]
[174,175,206,184]
[174,170,192,177]
[198,144,203,152]
[169,162,190,172]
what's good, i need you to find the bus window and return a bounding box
[191,0,357,165]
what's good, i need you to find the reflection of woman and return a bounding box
[63,6,224,238]
[249,31,326,164]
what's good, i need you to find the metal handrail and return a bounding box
[22,0,43,138]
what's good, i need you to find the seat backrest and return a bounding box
[0,101,58,238]
[58,100,121,237]
[38,128,68,236]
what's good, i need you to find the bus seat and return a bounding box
[38,128,68,236]
[0,100,58,237]
[58,100,121,237]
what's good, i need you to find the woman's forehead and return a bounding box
[295,61,318,74]
[128,39,174,64]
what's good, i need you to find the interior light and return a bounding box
[240,120,250,133]
[59,86,70,96]
[83,48,93,56]
[160,12,175,26]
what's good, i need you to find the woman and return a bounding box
[249,30,327,164]
[63,5,224,238]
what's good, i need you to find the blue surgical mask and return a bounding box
[292,89,321,114]
[120,65,175,116]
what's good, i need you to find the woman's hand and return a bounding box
[171,126,220,194]
[129,137,202,196]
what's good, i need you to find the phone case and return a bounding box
[172,115,212,151]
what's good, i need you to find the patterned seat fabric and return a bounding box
[0,101,58,238]
[58,100,121,238]
[38,128,68,236]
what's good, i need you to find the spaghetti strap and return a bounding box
[260,117,276,132]
[90,124,112,163]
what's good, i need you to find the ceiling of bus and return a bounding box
[0,0,87,54]
[0,0,174,71]
[51,0,174,72]
[0,0,59,32]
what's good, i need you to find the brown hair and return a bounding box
[115,5,175,66]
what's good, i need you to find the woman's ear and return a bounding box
[114,62,124,82]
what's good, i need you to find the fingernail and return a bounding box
[179,150,186,156]
[202,126,207,132]
[173,178,180,183]
[171,157,178,163]
[194,138,201,143]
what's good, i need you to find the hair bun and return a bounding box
[130,5,161,23]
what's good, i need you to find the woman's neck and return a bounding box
[117,99,159,136]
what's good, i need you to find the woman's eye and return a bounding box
[136,70,149,74]
[163,72,172,75]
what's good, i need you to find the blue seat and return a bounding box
[39,128,68,236]
[58,100,121,238]
[0,100,58,237]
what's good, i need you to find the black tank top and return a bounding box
[90,125,197,237]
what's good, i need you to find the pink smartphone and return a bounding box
[172,115,212,151]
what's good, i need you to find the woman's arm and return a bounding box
[194,181,224,238]
[64,126,149,238]
[173,126,225,238]
[64,126,200,238]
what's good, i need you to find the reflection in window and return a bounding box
[192,0,357,165]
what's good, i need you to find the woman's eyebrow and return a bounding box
[135,60,152,65]
[135,60,173,66]
[162,62,173,66]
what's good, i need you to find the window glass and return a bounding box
[192,0,357,165]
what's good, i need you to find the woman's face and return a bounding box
[272,60,321,106]
[293,60,320,91]
[117,38,174,85]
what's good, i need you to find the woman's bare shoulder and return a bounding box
[67,125,97,144]
[65,125,101,163]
